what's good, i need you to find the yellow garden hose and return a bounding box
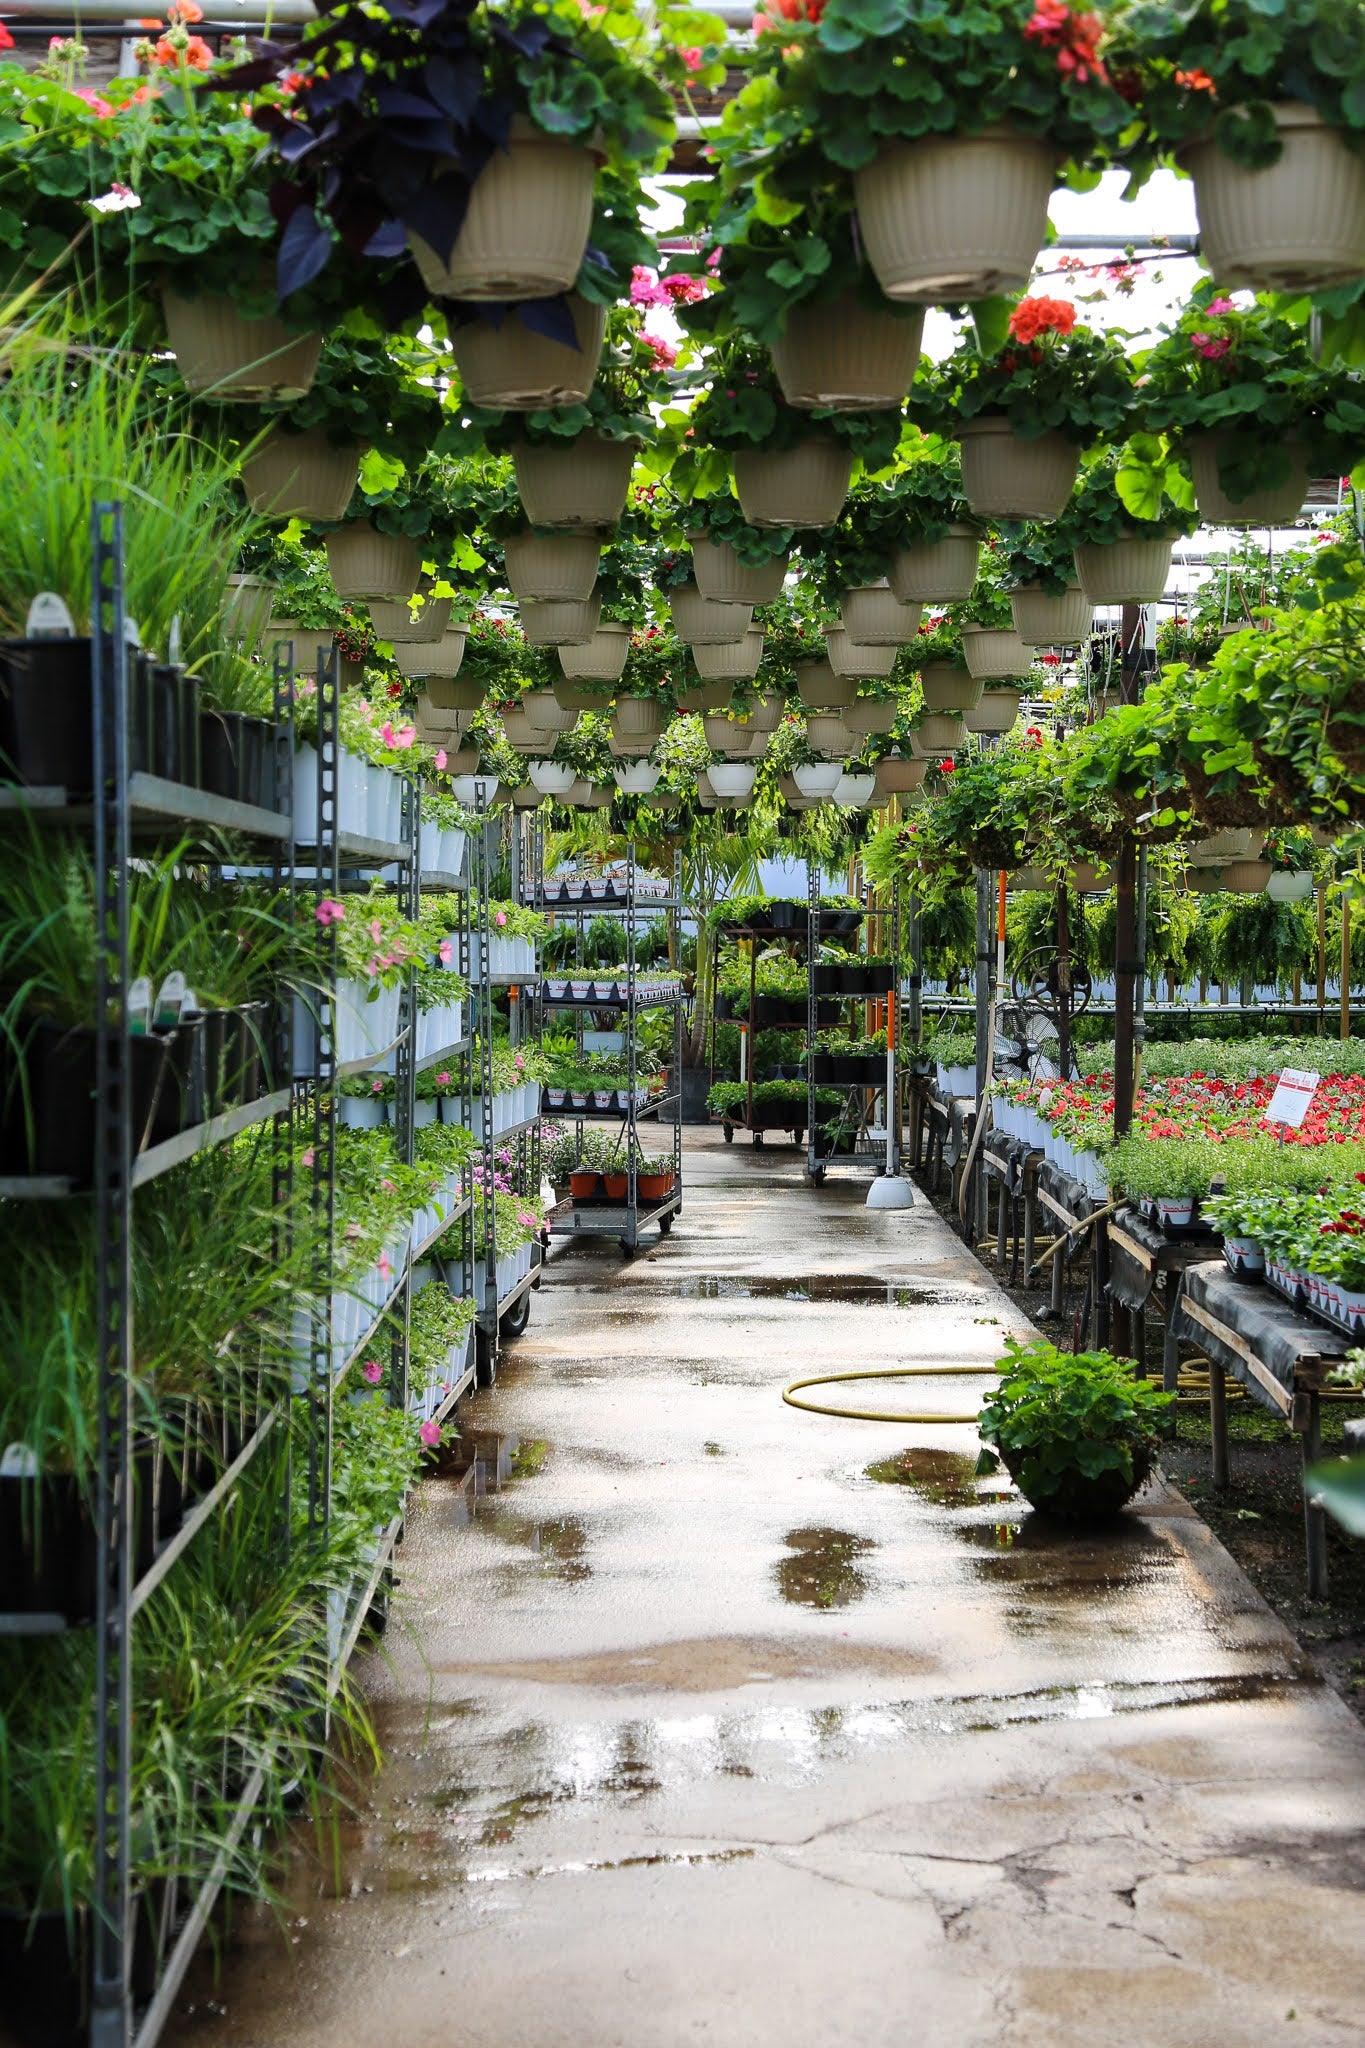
[781,1362,997,1425]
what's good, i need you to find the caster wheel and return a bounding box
[499,1291,531,1340]
[723,1122,735,1143]
[752,1131,765,1148]
[618,1238,638,1259]
[657,1213,673,1235]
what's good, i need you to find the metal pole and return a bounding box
[973,868,992,1233]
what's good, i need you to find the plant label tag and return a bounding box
[1266,1069,1320,1128]
[1,1442,39,1477]
[154,971,187,1029]
[127,975,153,1035]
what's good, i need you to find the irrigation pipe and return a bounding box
[782,1362,997,1425]
[1025,1197,1126,1277]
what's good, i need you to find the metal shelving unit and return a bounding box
[805,875,903,1187]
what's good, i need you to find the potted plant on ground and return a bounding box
[976,1336,1172,1518]
[907,296,1136,521]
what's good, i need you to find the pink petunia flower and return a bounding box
[315,898,345,926]
[362,1360,383,1384]
[419,1419,442,1448]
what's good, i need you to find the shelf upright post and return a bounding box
[390,773,418,1411]
[889,879,901,1174]
[672,849,683,1203]
[270,641,298,1531]
[624,840,638,1249]
[91,503,133,2048]
[806,858,819,1178]
[306,639,341,1533]
[475,791,497,1382]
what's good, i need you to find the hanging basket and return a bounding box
[610,696,664,742]
[423,671,483,711]
[1189,828,1261,866]
[500,705,541,753]
[805,713,853,758]
[687,536,790,605]
[874,756,928,796]
[961,624,1030,679]
[523,687,579,730]
[732,441,853,528]
[959,418,1079,522]
[843,696,899,735]
[369,592,454,644]
[1073,533,1174,604]
[1179,102,1365,291]
[825,628,898,680]
[160,290,322,401]
[407,120,599,300]
[676,680,734,712]
[512,433,634,527]
[888,526,981,604]
[909,712,967,757]
[963,687,1021,735]
[1186,432,1310,526]
[393,628,470,680]
[769,294,924,409]
[839,585,922,645]
[325,523,421,600]
[1221,858,1274,893]
[853,127,1056,302]
[707,762,759,800]
[669,583,753,645]
[556,620,631,681]
[1010,582,1093,647]
[919,664,984,713]
[413,692,469,732]
[223,574,273,646]
[1007,866,1050,891]
[692,629,765,681]
[551,677,612,713]
[239,427,358,521]
[1070,862,1116,893]
[795,660,854,711]
[450,294,606,409]
[520,593,601,645]
[503,530,601,603]
[413,730,479,767]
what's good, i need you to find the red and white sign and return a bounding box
[1265,1069,1320,1129]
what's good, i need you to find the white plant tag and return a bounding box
[24,593,76,639]
[154,971,187,1029]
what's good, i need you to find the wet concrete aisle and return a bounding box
[171,1131,1365,2046]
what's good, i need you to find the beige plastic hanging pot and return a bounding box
[504,530,601,603]
[524,686,580,730]
[408,119,600,300]
[161,290,322,400]
[552,676,611,712]
[888,526,981,604]
[325,523,421,600]
[239,427,359,521]
[687,536,790,605]
[1073,533,1174,605]
[513,433,634,526]
[1220,858,1274,893]
[520,593,601,645]
[556,619,631,681]
[909,712,967,757]
[843,696,899,735]
[610,696,664,743]
[393,627,470,680]
[1179,102,1365,291]
[804,713,853,758]
[1189,828,1260,866]
[413,693,470,733]
[874,755,927,796]
[692,629,765,681]
[451,294,606,409]
[825,628,898,680]
[732,441,853,528]
[423,671,484,710]
[839,585,922,645]
[668,583,753,645]
[1070,862,1117,893]
[500,705,542,753]
[1186,432,1310,526]
[853,127,1056,302]
[413,729,479,767]
[963,687,1022,735]
[795,659,854,711]
[676,679,734,712]
[919,664,984,713]
[769,294,924,409]
[961,624,1030,679]
[959,418,1079,522]
[1010,582,1093,646]
[369,590,454,644]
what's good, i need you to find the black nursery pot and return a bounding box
[0,1905,88,2048]
[865,963,895,995]
[0,1471,96,1624]
[149,1013,206,1144]
[837,964,870,995]
[812,963,843,996]
[200,709,245,801]
[0,638,94,791]
[238,715,274,810]
[178,671,202,789]
[147,663,184,783]
[0,1022,170,1182]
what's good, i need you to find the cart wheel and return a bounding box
[807,1165,826,1187]
[499,1291,532,1340]
[723,1122,735,1143]
[657,1213,673,1235]
[618,1238,637,1259]
[752,1131,764,1148]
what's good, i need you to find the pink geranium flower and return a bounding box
[362,1360,383,1384]
[419,1420,442,1448]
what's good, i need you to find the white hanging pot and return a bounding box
[407,119,600,300]
[706,762,758,800]
[918,665,984,713]
[369,591,454,644]
[1178,102,1365,291]
[839,585,922,645]
[614,761,661,795]
[451,773,501,807]
[239,427,358,521]
[793,761,844,799]
[669,583,753,645]
[503,530,601,603]
[610,696,663,741]
[888,526,981,604]
[556,619,631,681]
[909,712,967,757]
[528,759,577,795]
[832,771,876,806]
[688,535,790,605]
[520,593,601,645]
[1010,582,1093,647]
[732,440,853,528]
[769,293,924,409]
[160,290,322,400]
[825,628,898,680]
[326,523,421,600]
[853,126,1056,302]
[959,418,1079,522]
[961,623,1030,680]
[1073,533,1174,605]
[513,432,634,527]
[450,294,606,409]
[392,626,469,679]
[692,629,765,681]
[805,713,852,758]
[795,659,854,711]
[843,696,899,736]
[963,687,1021,735]
[1186,432,1310,526]
[1266,869,1314,902]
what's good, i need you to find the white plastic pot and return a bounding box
[1179,101,1365,291]
[706,762,758,800]
[1010,582,1093,647]
[853,127,1056,301]
[669,584,753,645]
[527,760,577,795]
[832,771,876,806]
[959,418,1079,522]
[793,761,844,799]
[839,585,922,646]
[614,761,661,795]
[769,293,924,408]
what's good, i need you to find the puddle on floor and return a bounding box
[589,1274,979,1306]
[477,1508,592,1581]
[865,1446,998,1508]
[775,1526,875,1609]
[958,1518,1177,1600]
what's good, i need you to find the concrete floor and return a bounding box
[170,1130,1365,2046]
